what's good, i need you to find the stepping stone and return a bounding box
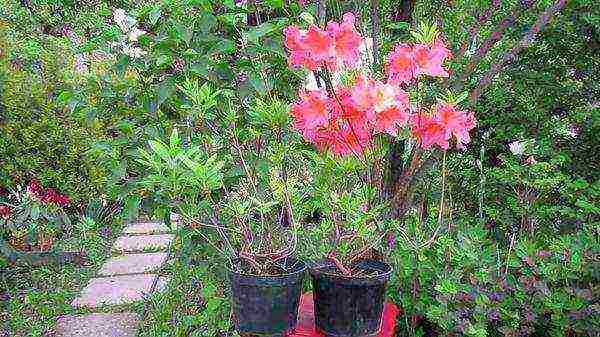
[98,252,169,276]
[54,313,139,337]
[71,274,166,308]
[122,222,171,235]
[112,234,174,253]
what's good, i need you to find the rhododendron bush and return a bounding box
[284,13,476,156]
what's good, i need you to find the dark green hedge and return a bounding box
[0,37,106,205]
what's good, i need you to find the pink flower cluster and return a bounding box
[27,180,71,207]
[291,76,411,156]
[0,205,11,219]
[284,12,362,71]
[386,40,452,85]
[284,13,476,156]
[411,103,475,150]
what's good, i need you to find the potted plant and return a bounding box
[0,180,71,252]
[136,95,308,335]
[282,13,476,337]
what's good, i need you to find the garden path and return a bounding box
[52,219,178,337]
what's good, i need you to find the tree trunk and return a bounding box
[386,0,415,219]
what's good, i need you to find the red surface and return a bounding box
[286,293,400,337]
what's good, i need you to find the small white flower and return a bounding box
[508,140,525,156]
[123,45,146,58]
[304,73,320,91]
[128,28,146,42]
[113,8,136,33]
[373,83,397,112]
[358,37,374,68]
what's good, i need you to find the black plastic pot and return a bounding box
[309,260,392,337]
[228,258,306,335]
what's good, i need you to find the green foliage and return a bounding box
[2,0,599,335]
[390,222,598,337]
[0,184,70,247]
[0,32,107,204]
[136,128,225,221]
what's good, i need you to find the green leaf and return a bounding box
[175,22,194,44]
[299,12,315,25]
[248,71,272,96]
[213,39,236,55]
[266,0,284,8]
[153,77,176,112]
[149,7,162,26]
[124,195,141,220]
[198,11,217,34]
[169,129,180,149]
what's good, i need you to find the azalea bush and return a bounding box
[283,12,476,273]
[0,180,71,251]
[135,92,310,274]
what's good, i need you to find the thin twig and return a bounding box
[470,0,568,105]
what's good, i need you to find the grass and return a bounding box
[0,219,125,337]
[0,221,239,337]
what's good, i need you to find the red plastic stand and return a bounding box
[286,293,400,337]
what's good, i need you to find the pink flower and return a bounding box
[386,43,416,85]
[412,103,476,150]
[327,12,363,68]
[27,179,43,197]
[374,106,410,136]
[436,102,475,147]
[283,13,362,72]
[284,26,318,70]
[413,39,452,78]
[0,205,11,219]
[290,90,333,139]
[336,86,372,128]
[329,124,372,156]
[303,25,335,64]
[411,113,449,150]
[347,77,378,113]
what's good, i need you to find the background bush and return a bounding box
[1,0,598,336]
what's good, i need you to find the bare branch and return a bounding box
[456,0,503,59]
[370,0,381,71]
[470,0,568,105]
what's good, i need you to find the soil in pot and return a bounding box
[310,259,392,337]
[228,257,307,336]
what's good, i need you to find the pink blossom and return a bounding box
[411,113,449,150]
[412,103,476,150]
[284,13,362,72]
[0,205,11,219]
[284,26,318,70]
[348,76,379,113]
[435,102,475,147]
[326,12,363,68]
[386,43,416,85]
[336,86,372,128]
[413,39,452,78]
[374,106,410,136]
[290,90,333,139]
[329,124,372,156]
[27,180,44,198]
[303,25,335,64]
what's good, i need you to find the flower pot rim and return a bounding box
[309,259,392,284]
[228,257,307,285]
